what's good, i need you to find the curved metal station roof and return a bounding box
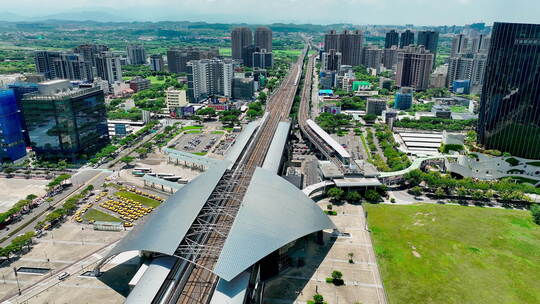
[102,165,334,282]
[213,167,336,281]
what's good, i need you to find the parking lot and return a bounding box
[0,178,49,212]
[174,132,223,155]
[0,222,131,303]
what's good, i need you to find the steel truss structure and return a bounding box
[174,166,247,272]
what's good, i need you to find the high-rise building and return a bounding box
[395,46,434,91]
[451,34,468,57]
[362,47,383,69]
[0,89,27,162]
[477,22,540,159]
[149,54,164,72]
[321,49,342,72]
[323,30,364,66]
[8,82,39,145]
[252,49,273,69]
[430,64,448,88]
[446,55,473,87]
[385,30,399,49]
[95,52,122,84]
[471,34,490,54]
[126,44,146,65]
[21,80,109,160]
[447,53,487,92]
[254,27,272,52]
[400,30,415,48]
[417,30,439,67]
[34,51,61,79]
[167,47,219,74]
[470,53,487,93]
[35,52,93,81]
[242,45,260,67]
[339,30,364,66]
[187,59,235,102]
[232,78,255,100]
[382,46,401,70]
[324,30,340,52]
[73,44,109,67]
[231,27,253,61]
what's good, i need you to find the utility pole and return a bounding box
[13,267,21,295]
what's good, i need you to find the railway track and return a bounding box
[297,54,348,172]
[153,47,309,304]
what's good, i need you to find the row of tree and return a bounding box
[326,187,383,203]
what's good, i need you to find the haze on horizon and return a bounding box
[1,0,539,26]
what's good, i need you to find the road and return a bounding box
[2,239,121,304]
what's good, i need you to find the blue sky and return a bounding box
[2,0,539,25]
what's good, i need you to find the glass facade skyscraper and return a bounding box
[0,90,27,162]
[477,22,540,159]
[21,85,109,160]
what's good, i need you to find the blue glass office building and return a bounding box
[477,22,540,159]
[0,90,27,162]
[394,88,413,110]
[8,82,39,145]
[22,86,109,160]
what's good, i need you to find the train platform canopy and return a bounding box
[142,174,184,190]
[163,148,219,168]
[262,122,291,174]
[225,119,262,167]
[209,271,251,304]
[306,119,351,160]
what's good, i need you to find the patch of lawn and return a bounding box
[211,130,225,134]
[365,203,540,304]
[449,105,468,113]
[83,208,121,222]
[185,130,202,134]
[527,161,540,167]
[506,176,539,185]
[219,47,231,57]
[181,125,203,131]
[115,191,161,208]
[192,152,207,156]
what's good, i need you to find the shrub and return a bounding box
[505,157,520,166]
[531,205,540,225]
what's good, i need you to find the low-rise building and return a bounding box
[366,98,387,115]
[166,88,188,110]
[129,76,151,93]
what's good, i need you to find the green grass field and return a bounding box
[219,47,231,56]
[365,204,540,304]
[115,191,161,208]
[122,75,167,85]
[83,209,121,222]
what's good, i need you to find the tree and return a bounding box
[434,187,446,198]
[120,156,135,167]
[365,189,381,202]
[348,252,354,264]
[197,107,216,119]
[326,187,344,201]
[345,191,362,203]
[257,91,267,104]
[313,294,325,304]
[331,270,344,285]
[409,186,423,197]
[364,113,377,122]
